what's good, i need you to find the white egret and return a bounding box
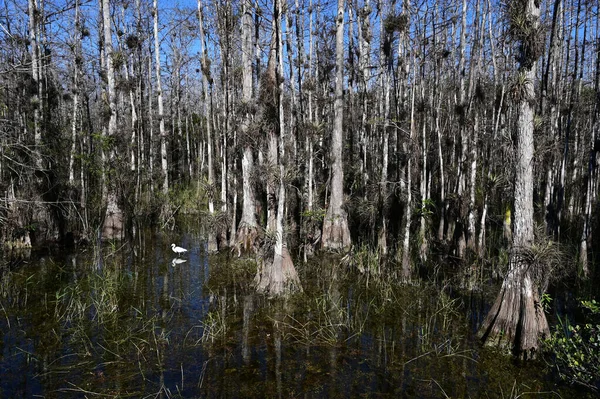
[171,243,188,255]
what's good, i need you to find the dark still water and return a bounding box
[0,227,590,398]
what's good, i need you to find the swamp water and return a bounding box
[0,228,591,398]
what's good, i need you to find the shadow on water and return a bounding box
[0,224,594,398]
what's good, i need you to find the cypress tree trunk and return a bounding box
[357,0,371,188]
[402,79,416,281]
[69,0,81,185]
[255,0,301,296]
[101,0,124,240]
[235,0,259,255]
[153,0,168,196]
[479,0,549,358]
[197,0,218,252]
[28,0,42,168]
[322,0,351,250]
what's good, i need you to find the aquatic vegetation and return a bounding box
[545,300,600,392]
[0,231,596,398]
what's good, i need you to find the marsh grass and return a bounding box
[260,253,472,365]
[1,228,591,398]
[495,380,563,399]
[198,294,230,345]
[340,243,382,277]
[277,292,361,347]
[0,248,185,397]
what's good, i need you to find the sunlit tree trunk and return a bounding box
[579,151,592,277]
[566,0,586,219]
[235,0,259,256]
[466,0,483,254]
[255,0,302,296]
[377,0,392,256]
[457,0,468,191]
[101,0,124,239]
[357,0,371,187]
[542,0,562,237]
[197,0,218,252]
[433,3,446,243]
[153,0,168,196]
[28,0,42,168]
[299,0,318,261]
[147,54,155,193]
[402,78,416,281]
[436,102,445,241]
[68,0,81,184]
[216,0,233,249]
[479,0,549,358]
[322,0,351,250]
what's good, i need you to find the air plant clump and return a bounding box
[200,54,212,83]
[100,102,112,122]
[98,69,108,84]
[509,71,534,103]
[257,228,277,264]
[116,77,135,93]
[200,178,218,201]
[474,81,489,105]
[257,68,281,127]
[454,103,467,125]
[505,0,545,69]
[384,14,409,34]
[236,100,258,118]
[359,4,372,19]
[125,34,140,50]
[201,210,231,239]
[111,51,125,70]
[515,226,570,294]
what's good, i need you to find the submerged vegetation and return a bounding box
[2,233,594,397]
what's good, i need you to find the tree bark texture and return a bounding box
[235,0,259,256]
[101,0,123,240]
[322,0,351,250]
[479,0,549,357]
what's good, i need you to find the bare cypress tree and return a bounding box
[216,0,233,249]
[377,0,393,256]
[255,0,302,296]
[322,0,351,250]
[466,0,482,253]
[401,66,416,281]
[27,0,42,168]
[153,0,168,196]
[357,0,372,187]
[235,0,259,255]
[68,0,82,184]
[101,0,124,239]
[479,0,549,358]
[197,0,218,252]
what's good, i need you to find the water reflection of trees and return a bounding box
[0,249,188,396]
[196,257,485,397]
[0,246,584,397]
